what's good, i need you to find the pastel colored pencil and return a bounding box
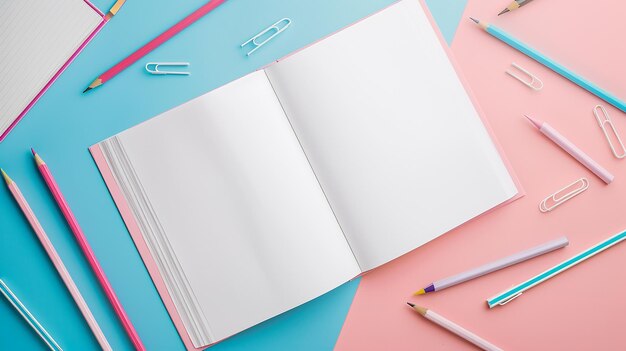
[498,0,535,16]
[0,279,63,351]
[84,0,226,92]
[407,303,503,351]
[32,150,145,351]
[525,115,614,184]
[1,169,112,351]
[470,18,626,113]
[414,236,568,295]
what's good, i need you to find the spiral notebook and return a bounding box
[91,0,521,349]
[0,0,104,142]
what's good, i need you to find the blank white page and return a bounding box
[0,0,101,136]
[100,71,359,345]
[266,0,518,271]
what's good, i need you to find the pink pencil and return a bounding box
[1,169,112,351]
[32,150,146,350]
[84,0,227,92]
[525,115,614,184]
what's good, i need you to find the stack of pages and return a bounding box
[91,0,520,349]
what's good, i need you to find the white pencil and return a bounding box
[407,303,502,351]
[2,169,112,351]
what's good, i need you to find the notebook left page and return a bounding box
[0,0,102,138]
[92,71,360,348]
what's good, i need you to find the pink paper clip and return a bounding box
[539,178,589,213]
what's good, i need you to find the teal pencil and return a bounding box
[470,18,626,113]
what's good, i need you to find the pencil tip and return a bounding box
[31,148,36,156]
[83,87,92,93]
[498,8,509,15]
[524,114,542,129]
[1,168,12,185]
[469,17,479,24]
[413,289,426,296]
[407,302,415,307]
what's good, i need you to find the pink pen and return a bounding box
[32,150,146,350]
[525,115,614,184]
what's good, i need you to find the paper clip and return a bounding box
[498,292,523,306]
[241,18,291,56]
[539,178,589,213]
[506,63,543,91]
[593,105,626,159]
[145,62,190,75]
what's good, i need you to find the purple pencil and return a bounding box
[414,237,568,295]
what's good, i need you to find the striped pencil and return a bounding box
[0,279,63,351]
[1,169,112,351]
[32,150,145,350]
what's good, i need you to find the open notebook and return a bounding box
[0,0,104,141]
[91,0,519,349]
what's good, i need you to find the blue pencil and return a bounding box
[0,279,63,351]
[470,18,626,113]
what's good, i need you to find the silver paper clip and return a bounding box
[593,105,626,159]
[506,63,543,91]
[241,18,291,56]
[145,62,190,75]
[539,178,589,213]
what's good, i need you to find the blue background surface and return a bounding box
[0,1,466,350]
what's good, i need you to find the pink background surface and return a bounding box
[336,0,626,350]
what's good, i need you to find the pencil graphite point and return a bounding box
[31,148,36,156]
[413,289,426,296]
[498,8,510,16]
[407,303,428,316]
[83,78,103,93]
[469,17,479,24]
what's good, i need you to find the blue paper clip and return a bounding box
[241,18,291,56]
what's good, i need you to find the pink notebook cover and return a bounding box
[89,1,523,349]
[0,0,107,143]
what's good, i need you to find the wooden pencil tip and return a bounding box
[33,153,45,166]
[1,169,13,185]
[83,78,102,93]
[413,289,426,296]
[498,8,509,16]
[31,148,36,156]
[407,302,415,307]
[469,17,479,24]
[411,304,428,316]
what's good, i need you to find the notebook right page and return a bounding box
[265,0,518,271]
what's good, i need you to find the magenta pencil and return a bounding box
[1,169,112,351]
[32,150,145,351]
[525,115,614,184]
